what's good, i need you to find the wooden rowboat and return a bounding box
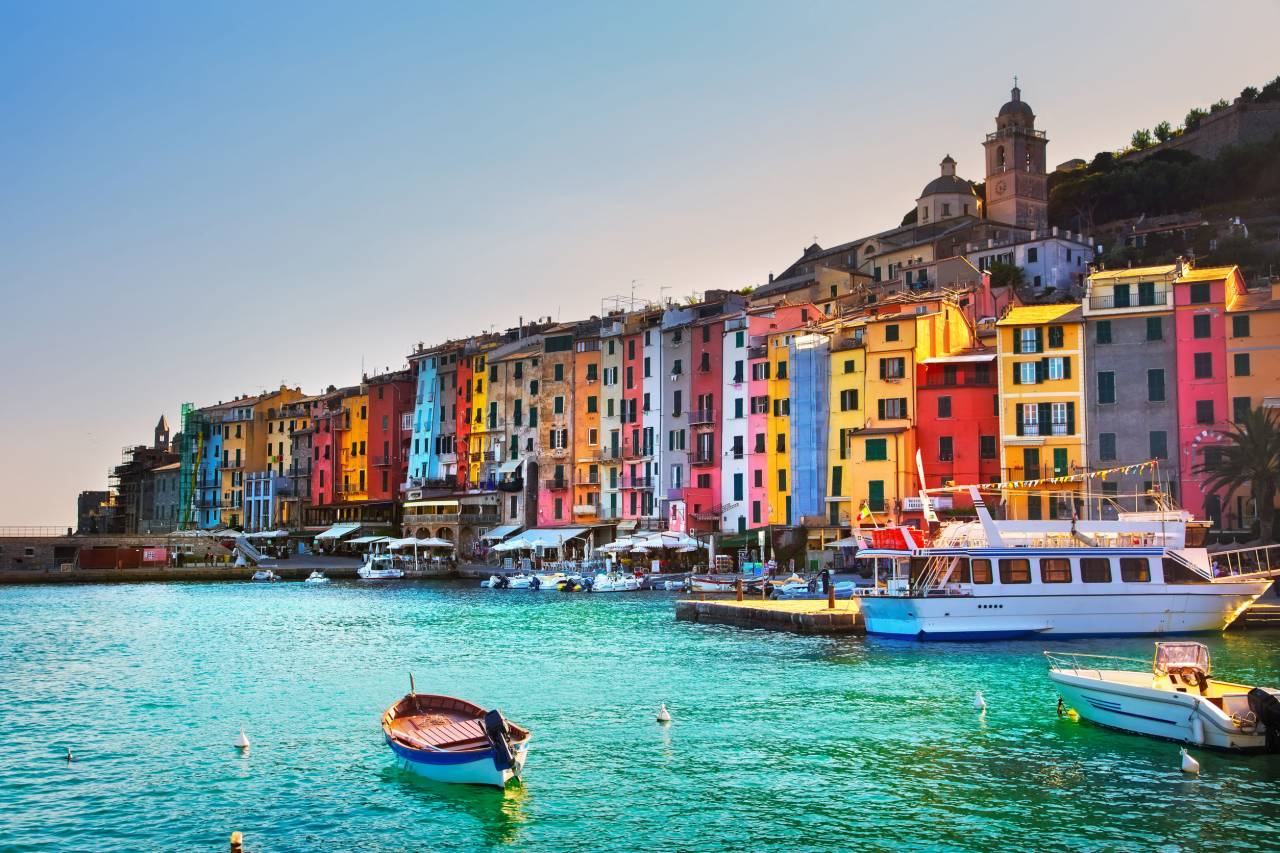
[382,692,531,787]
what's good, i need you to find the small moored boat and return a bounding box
[304,571,329,584]
[382,689,531,787]
[1048,641,1280,752]
[250,569,279,582]
[590,571,641,592]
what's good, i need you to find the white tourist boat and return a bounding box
[304,571,330,584]
[250,569,279,582]
[1047,642,1280,752]
[590,571,641,592]
[358,553,404,580]
[855,486,1276,641]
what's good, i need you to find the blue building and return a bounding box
[407,344,445,487]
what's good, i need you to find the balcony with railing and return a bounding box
[372,455,395,467]
[497,476,524,493]
[620,476,654,489]
[986,127,1047,141]
[690,408,716,426]
[1085,285,1174,315]
[544,478,570,491]
[573,502,601,517]
[691,451,716,467]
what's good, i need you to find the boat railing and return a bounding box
[1043,650,1148,678]
[1210,543,1280,579]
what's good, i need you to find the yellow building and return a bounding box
[1225,280,1280,524]
[338,390,370,501]
[995,304,1087,519]
[766,329,795,524]
[218,386,305,527]
[467,346,499,486]
[825,318,868,527]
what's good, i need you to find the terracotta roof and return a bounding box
[1229,287,1280,312]
[997,304,1083,326]
[1177,265,1239,283]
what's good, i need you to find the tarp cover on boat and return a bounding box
[313,522,361,541]
[481,524,522,541]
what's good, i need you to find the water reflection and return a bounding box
[381,764,530,846]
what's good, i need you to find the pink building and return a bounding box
[1173,265,1244,522]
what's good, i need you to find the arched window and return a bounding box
[1025,149,1033,172]
[996,146,1006,169]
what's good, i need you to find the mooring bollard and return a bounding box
[735,578,743,601]
[230,831,244,853]
[828,583,836,610]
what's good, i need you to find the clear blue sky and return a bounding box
[3,1,1278,526]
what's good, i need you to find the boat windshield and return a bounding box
[1153,642,1210,676]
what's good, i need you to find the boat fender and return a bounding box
[484,709,516,771]
[1247,687,1280,752]
[1190,713,1205,746]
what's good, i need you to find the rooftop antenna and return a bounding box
[659,285,670,306]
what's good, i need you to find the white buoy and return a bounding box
[974,691,987,712]
[1180,748,1200,775]
[656,703,671,723]
[235,730,251,750]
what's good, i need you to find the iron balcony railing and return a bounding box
[621,476,654,489]
[690,409,716,425]
[692,452,716,467]
[544,478,570,491]
[1088,287,1173,310]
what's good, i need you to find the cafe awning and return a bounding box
[498,458,523,474]
[347,535,391,545]
[482,524,522,541]
[313,522,361,541]
[515,527,589,549]
[615,520,638,534]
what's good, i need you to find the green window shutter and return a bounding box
[1012,365,1022,385]
[1037,358,1047,383]
[1034,327,1044,352]
[1048,326,1064,348]
[866,439,887,461]
[868,480,885,512]
[1053,447,1068,477]
[1038,402,1051,436]
[1012,331,1022,355]
[1067,402,1076,435]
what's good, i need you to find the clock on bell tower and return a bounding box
[983,81,1049,230]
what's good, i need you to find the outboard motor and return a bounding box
[495,575,509,589]
[484,708,516,770]
[529,575,540,590]
[1247,687,1280,752]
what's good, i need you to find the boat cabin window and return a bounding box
[1080,558,1112,583]
[1120,558,1150,582]
[948,559,971,583]
[1040,558,1071,583]
[998,558,1031,584]
[971,559,993,584]
[1162,558,1206,584]
[1184,524,1209,548]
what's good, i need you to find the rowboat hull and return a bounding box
[1049,669,1271,751]
[386,732,531,786]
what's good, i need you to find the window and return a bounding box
[1163,558,1204,584]
[777,469,787,491]
[885,324,900,342]
[1149,430,1167,459]
[775,433,786,453]
[1233,315,1251,337]
[1017,362,1038,385]
[844,359,856,374]
[938,436,953,461]
[880,357,905,379]
[1234,353,1251,376]
[1018,328,1040,353]
[878,398,907,419]
[937,396,951,418]
[999,559,1031,584]
[1194,352,1212,378]
[587,396,598,414]
[1120,558,1150,582]
[1047,358,1066,381]
[1147,369,1165,402]
[1047,325,1064,348]
[839,389,858,411]
[868,480,885,512]
[1095,321,1112,345]
[1194,399,1215,424]
[554,396,564,415]
[1146,316,1163,341]
[1234,396,1252,423]
[1193,314,1211,339]
[1027,247,1038,263]
[866,438,887,461]
[971,559,993,584]
[1080,558,1111,583]
[1097,371,1115,404]
[1189,282,1210,304]
[672,359,682,376]
[1020,403,1039,435]
[1040,558,1071,583]
[979,435,997,459]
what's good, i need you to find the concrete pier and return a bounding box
[675,597,864,635]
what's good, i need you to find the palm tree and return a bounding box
[1196,407,1280,541]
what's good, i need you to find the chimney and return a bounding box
[768,273,774,283]
[1174,256,1185,278]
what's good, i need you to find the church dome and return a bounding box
[998,84,1034,119]
[920,174,975,197]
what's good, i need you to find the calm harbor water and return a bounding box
[1,581,1278,852]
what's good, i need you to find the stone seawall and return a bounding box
[675,598,864,635]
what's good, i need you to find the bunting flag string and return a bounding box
[935,460,1159,494]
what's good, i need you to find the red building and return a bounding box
[687,314,726,532]
[620,326,647,521]
[367,369,415,505]
[914,351,1001,509]
[454,355,473,490]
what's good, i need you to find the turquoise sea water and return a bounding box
[1,581,1278,852]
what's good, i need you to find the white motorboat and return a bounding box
[855,486,1275,640]
[304,571,329,584]
[590,572,641,592]
[250,569,279,582]
[1048,642,1280,752]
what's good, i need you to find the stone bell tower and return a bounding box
[983,80,1048,230]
